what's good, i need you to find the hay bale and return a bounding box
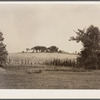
[26,69,42,74]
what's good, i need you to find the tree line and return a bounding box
[25,46,59,53]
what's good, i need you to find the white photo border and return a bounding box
[0,1,100,99]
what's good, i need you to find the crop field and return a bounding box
[0,53,100,89]
[7,53,77,66]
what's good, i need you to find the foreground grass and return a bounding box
[0,65,100,89]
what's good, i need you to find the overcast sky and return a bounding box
[0,3,100,53]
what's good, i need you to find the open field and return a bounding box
[0,65,100,89]
[0,53,100,89]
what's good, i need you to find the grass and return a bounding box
[0,65,100,89]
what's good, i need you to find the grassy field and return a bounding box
[1,65,100,89]
[0,53,100,89]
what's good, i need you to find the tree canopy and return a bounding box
[48,46,58,53]
[31,46,59,53]
[70,25,100,69]
[0,31,8,66]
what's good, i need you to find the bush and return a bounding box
[77,55,99,69]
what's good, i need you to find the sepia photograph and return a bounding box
[0,1,100,89]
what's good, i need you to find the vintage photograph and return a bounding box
[0,2,100,89]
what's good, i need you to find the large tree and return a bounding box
[70,25,100,69]
[31,46,47,53]
[40,46,47,52]
[48,46,58,53]
[0,31,8,66]
[31,46,39,53]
